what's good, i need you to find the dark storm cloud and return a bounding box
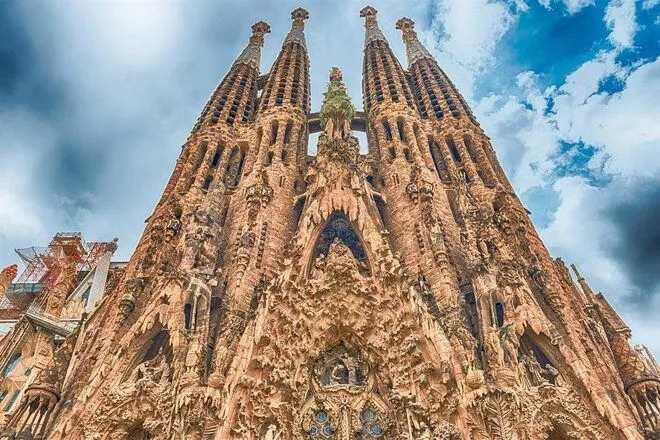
[602,177,660,302]
[0,3,34,101]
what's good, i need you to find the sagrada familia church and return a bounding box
[0,6,658,440]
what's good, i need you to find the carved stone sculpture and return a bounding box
[2,9,656,440]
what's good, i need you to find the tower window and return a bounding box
[184,303,193,330]
[495,302,505,327]
[210,144,224,168]
[446,137,461,162]
[461,283,480,341]
[383,121,393,141]
[224,147,245,188]
[373,194,389,230]
[429,137,449,182]
[313,212,368,263]
[397,119,406,142]
[142,330,170,364]
[202,175,212,191]
[270,121,278,145]
[283,121,293,144]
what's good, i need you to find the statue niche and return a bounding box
[123,329,173,385]
[518,331,564,387]
[314,344,368,390]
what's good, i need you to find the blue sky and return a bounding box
[0,0,658,354]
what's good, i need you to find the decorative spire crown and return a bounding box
[360,6,387,45]
[396,17,433,65]
[320,67,355,140]
[234,21,271,68]
[285,7,309,47]
[249,21,271,47]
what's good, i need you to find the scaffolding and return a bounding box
[1,233,115,322]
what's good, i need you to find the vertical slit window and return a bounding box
[203,176,212,191]
[184,303,192,330]
[495,302,505,327]
[397,119,406,142]
[224,147,245,188]
[283,121,293,144]
[211,144,224,168]
[270,121,278,145]
[429,137,449,182]
[446,137,461,162]
[383,121,393,141]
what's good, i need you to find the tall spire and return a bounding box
[192,21,271,131]
[259,7,310,114]
[360,6,387,45]
[360,6,415,113]
[285,7,309,48]
[234,21,271,69]
[395,17,433,66]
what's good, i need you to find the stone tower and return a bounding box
[1,6,658,440]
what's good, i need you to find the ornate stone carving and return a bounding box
[8,9,654,440]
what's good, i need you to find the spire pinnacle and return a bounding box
[284,7,309,47]
[360,6,386,45]
[234,21,271,69]
[396,17,433,66]
[571,263,596,298]
[320,67,355,140]
[570,263,585,281]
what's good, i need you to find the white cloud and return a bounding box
[554,56,660,176]
[426,0,516,99]
[538,0,595,14]
[641,0,660,9]
[604,0,638,48]
[471,27,660,351]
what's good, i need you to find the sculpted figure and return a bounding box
[498,324,519,366]
[544,363,562,385]
[408,412,432,440]
[263,423,281,440]
[521,350,546,386]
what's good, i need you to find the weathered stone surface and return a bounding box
[0,6,657,440]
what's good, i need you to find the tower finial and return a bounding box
[291,7,309,22]
[250,21,271,47]
[396,17,433,66]
[320,67,355,140]
[285,7,309,47]
[360,6,386,44]
[234,21,271,68]
[571,263,596,298]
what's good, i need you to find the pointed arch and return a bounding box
[311,211,368,264]
[120,325,173,383]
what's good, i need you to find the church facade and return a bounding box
[0,6,658,440]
